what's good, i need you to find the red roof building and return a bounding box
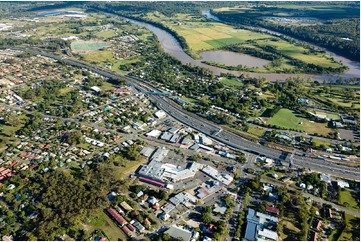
[266,206,280,216]
[122,226,132,236]
[106,208,128,226]
[127,224,136,232]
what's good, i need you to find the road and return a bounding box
[261,177,360,218]
[12,47,360,181]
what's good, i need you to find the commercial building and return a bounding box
[202,165,233,185]
[245,209,278,241]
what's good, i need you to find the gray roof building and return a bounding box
[165,226,192,241]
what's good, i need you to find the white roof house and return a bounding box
[154,110,166,119]
[90,86,101,93]
[336,180,350,188]
[146,129,162,138]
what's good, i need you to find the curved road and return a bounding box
[18,48,360,181]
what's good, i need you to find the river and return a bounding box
[122,12,359,82]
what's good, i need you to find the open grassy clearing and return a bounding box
[266,108,332,135]
[319,93,360,109]
[219,77,243,88]
[279,220,301,240]
[0,114,28,148]
[95,30,118,39]
[338,189,359,211]
[308,110,340,120]
[247,126,266,137]
[256,39,342,68]
[338,213,360,241]
[82,50,114,63]
[259,91,275,100]
[71,41,110,51]
[311,138,332,148]
[84,208,127,241]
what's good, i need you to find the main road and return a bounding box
[15,47,360,181]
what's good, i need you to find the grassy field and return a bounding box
[84,209,127,241]
[279,220,301,240]
[259,91,275,100]
[338,189,359,211]
[71,41,110,51]
[82,50,114,63]
[266,108,332,135]
[309,110,340,120]
[311,138,332,148]
[247,126,266,137]
[338,213,360,241]
[95,30,117,39]
[256,39,341,68]
[0,114,28,148]
[219,77,244,88]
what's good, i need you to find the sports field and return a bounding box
[267,108,332,135]
[71,40,110,51]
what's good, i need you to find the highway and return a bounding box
[16,48,360,181]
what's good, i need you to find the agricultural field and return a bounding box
[266,108,332,135]
[71,40,111,51]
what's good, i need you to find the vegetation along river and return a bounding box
[123,12,360,82]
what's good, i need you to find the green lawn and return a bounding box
[219,77,244,88]
[339,189,359,211]
[0,114,28,148]
[267,108,332,135]
[267,108,304,130]
[311,138,332,148]
[247,127,266,137]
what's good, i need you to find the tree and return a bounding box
[201,213,212,224]
[65,130,83,145]
[4,112,21,127]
